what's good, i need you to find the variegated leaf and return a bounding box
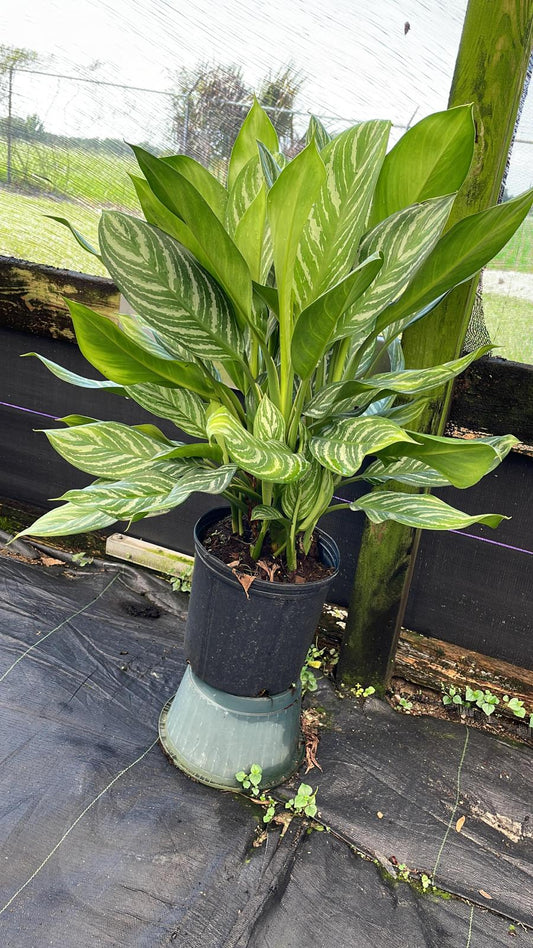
[226,156,263,235]
[350,491,507,530]
[132,146,253,328]
[99,212,243,365]
[253,395,286,441]
[250,506,288,522]
[281,460,334,524]
[21,353,127,394]
[305,115,332,150]
[360,345,492,395]
[376,187,533,338]
[309,417,418,476]
[126,383,207,438]
[43,421,175,478]
[206,405,307,483]
[362,457,452,487]
[118,312,190,361]
[336,195,455,338]
[304,380,376,419]
[59,469,180,506]
[380,398,430,427]
[294,121,391,312]
[16,503,116,539]
[140,464,237,515]
[379,430,519,488]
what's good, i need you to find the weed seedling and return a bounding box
[285,783,318,818]
[71,552,94,567]
[235,763,263,796]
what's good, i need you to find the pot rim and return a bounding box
[193,506,340,594]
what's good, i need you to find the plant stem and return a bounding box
[329,337,351,382]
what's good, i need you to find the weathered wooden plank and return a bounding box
[395,628,533,711]
[0,255,119,339]
[450,356,533,445]
[338,0,533,691]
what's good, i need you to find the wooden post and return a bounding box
[338,0,533,692]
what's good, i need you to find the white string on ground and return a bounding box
[432,726,470,883]
[0,572,120,683]
[465,904,475,948]
[0,736,159,917]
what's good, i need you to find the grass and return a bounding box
[0,140,138,210]
[0,187,108,276]
[482,293,533,365]
[488,215,533,274]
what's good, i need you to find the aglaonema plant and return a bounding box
[19,102,533,572]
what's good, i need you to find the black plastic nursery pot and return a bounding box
[184,508,340,697]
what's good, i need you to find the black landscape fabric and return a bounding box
[0,547,531,947]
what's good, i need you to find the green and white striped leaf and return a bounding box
[59,469,180,506]
[368,105,475,228]
[250,506,288,522]
[21,353,127,395]
[99,212,243,365]
[117,312,189,362]
[257,141,283,189]
[291,253,383,379]
[305,347,491,421]
[131,146,253,327]
[350,491,507,530]
[206,405,307,482]
[43,421,175,478]
[226,157,270,281]
[16,503,116,539]
[126,383,207,437]
[336,195,455,338]
[305,115,332,150]
[253,395,286,441]
[362,457,453,487]
[378,431,519,488]
[360,345,492,395]
[140,464,238,515]
[228,98,279,190]
[66,299,216,398]
[281,459,334,524]
[376,187,533,337]
[294,120,391,311]
[310,417,418,476]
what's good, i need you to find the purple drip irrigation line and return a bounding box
[333,494,533,558]
[0,400,57,420]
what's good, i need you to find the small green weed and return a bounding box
[285,783,318,818]
[338,682,376,700]
[442,683,532,726]
[235,764,321,838]
[71,552,94,567]
[170,566,193,594]
[300,643,339,694]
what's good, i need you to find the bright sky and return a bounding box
[2,0,532,191]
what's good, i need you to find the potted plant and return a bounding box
[18,101,532,788]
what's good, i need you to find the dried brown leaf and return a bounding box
[231,569,256,599]
[40,556,64,567]
[301,708,323,773]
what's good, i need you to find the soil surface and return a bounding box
[202,515,334,585]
